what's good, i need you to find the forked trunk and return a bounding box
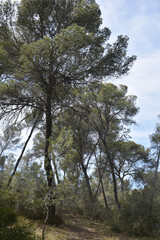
[103,141,121,211]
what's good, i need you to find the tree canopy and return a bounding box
[0,0,136,220]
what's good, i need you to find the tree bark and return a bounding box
[110,162,120,210]
[44,93,56,220]
[100,178,109,210]
[51,152,60,184]
[81,163,93,202]
[120,178,124,193]
[102,141,121,210]
[94,152,110,210]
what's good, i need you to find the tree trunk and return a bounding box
[110,162,120,210]
[100,178,109,210]
[81,163,93,202]
[94,152,109,211]
[51,153,60,184]
[44,94,56,220]
[103,141,121,210]
[120,178,124,193]
[149,150,160,218]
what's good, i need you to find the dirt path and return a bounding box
[62,217,132,240]
[36,216,131,240]
[66,221,103,240]
[35,216,159,240]
[62,217,118,240]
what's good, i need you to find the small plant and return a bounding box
[0,216,39,240]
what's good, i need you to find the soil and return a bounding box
[62,216,121,240]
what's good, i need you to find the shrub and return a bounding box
[110,189,160,237]
[0,225,38,240]
[0,217,39,240]
[0,190,17,227]
[0,206,16,227]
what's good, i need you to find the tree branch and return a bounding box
[7,117,39,187]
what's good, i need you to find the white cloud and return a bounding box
[96,0,160,146]
[113,50,160,146]
[97,0,160,54]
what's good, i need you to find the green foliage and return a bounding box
[49,127,75,173]
[55,24,94,51]
[1,1,159,239]
[0,182,38,240]
[0,217,39,240]
[0,0,137,225]
[110,189,160,236]
[150,122,160,149]
[0,206,16,227]
[0,190,16,227]
[11,161,47,219]
[73,0,102,32]
[0,225,38,240]
[0,45,12,75]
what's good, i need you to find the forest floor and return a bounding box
[34,215,159,240]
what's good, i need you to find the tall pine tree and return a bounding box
[0,0,136,218]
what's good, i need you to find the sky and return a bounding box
[96,0,160,147]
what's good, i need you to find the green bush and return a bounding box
[0,190,38,239]
[0,206,16,227]
[110,189,160,237]
[0,216,39,240]
[0,225,38,240]
[0,190,17,227]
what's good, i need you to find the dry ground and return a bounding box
[34,216,159,240]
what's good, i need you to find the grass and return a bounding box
[29,215,160,240]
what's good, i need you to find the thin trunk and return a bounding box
[81,163,93,202]
[120,178,124,193]
[63,170,66,182]
[94,152,109,210]
[149,150,160,217]
[100,178,109,210]
[102,140,120,210]
[74,166,81,195]
[7,118,38,187]
[51,153,60,184]
[42,194,49,240]
[89,178,100,216]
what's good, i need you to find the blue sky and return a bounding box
[97,0,160,147]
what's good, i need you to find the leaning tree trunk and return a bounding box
[7,117,39,187]
[81,163,93,202]
[44,93,56,220]
[100,178,109,210]
[110,162,120,210]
